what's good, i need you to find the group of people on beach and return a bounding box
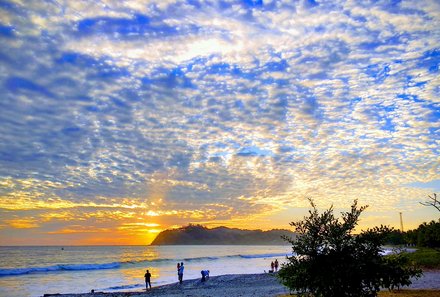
[270,259,279,273]
[144,261,209,290]
[144,259,279,290]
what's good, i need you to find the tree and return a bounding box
[420,193,440,212]
[416,220,440,248]
[403,220,440,248]
[278,199,421,297]
[384,230,406,246]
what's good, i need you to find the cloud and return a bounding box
[0,0,439,243]
[4,218,39,229]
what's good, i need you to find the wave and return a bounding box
[184,256,220,262]
[0,262,120,277]
[0,252,290,277]
[104,283,144,291]
[237,253,288,259]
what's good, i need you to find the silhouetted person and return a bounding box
[270,261,275,272]
[201,270,209,282]
[144,269,151,290]
[274,259,279,272]
[178,262,184,284]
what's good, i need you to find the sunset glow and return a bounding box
[0,0,439,245]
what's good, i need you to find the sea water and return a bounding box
[0,245,292,297]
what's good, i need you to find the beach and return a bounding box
[45,270,440,297]
[0,245,292,297]
[2,246,438,297]
[44,273,289,297]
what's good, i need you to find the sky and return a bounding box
[0,0,439,245]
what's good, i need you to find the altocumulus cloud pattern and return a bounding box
[0,0,439,243]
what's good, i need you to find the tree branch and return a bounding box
[420,193,440,212]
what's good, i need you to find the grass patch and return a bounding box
[379,290,440,297]
[278,290,440,297]
[405,248,440,269]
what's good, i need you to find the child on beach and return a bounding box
[201,270,210,282]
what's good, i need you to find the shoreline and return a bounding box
[44,273,289,297]
[44,270,440,297]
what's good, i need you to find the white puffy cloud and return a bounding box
[0,0,439,241]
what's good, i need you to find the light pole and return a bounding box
[399,212,404,232]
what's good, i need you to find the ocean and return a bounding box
[0,245,292,297]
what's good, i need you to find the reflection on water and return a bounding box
[0,245,291,297]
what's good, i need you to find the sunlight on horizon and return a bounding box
[1,0,439,245]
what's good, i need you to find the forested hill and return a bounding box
[150,225,296,245]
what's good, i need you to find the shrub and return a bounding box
[404,248,440,269]
[278,199,421,297]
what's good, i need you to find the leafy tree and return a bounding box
[278,199,421,297]
[416,220,440,248]
[384,230,406,246]
[403,220,440,248]
[404,229,418,246]
[381,253,422,290]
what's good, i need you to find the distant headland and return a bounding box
[150,224,296,245]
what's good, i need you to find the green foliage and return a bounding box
[384,230,406,246]
[416,221,440,248]
[381,253,422,290]
[279,290,440,297]
[404,248,440,269]
[405,220,440,248]
[278,199,421,297]
[404,229,418,246]
[150,224,295,245]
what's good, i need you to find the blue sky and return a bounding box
[0,0,439,245]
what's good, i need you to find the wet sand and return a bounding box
[44,270,440,297]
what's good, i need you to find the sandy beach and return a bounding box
[44,270,440,297]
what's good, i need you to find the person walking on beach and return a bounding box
[274,259,279,272]
[270,261,275,273]
[144,269,152,290]
[178,262,184,284]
